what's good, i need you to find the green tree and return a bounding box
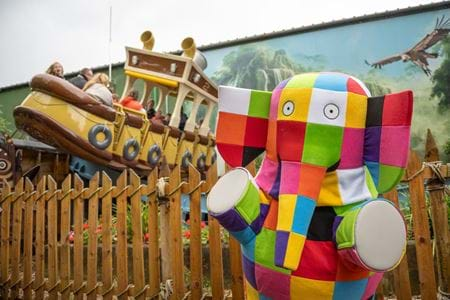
[431,36,450,109]
[0,105,11,134]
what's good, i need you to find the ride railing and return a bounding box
[0,162,248,299]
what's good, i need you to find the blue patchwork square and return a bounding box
[292,196,316,235]
[333,278,368,300]
[314,73,348,92]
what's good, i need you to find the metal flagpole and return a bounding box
[108,5,112,80]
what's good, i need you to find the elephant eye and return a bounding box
[323,103,339,120]
[282,101,294,116]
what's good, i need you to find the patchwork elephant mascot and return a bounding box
[207,72,413,299]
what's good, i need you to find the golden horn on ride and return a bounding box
[181,37,207,70]
[141,31,155,50]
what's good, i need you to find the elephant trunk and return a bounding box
[274,161,327,270]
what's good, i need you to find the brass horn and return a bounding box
[141,31,155,51]
[181,37,207,70]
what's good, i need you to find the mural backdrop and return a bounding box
[202,8,450,160]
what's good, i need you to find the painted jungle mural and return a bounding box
[203,9,450,161]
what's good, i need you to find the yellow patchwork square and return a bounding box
[258,190,271,205]
[276,194,297,231]
[283,233,306,270]
[278,88,312,122]
[345,92,367,128]
[290,276,335,300]
[317,171,342,206]
[245,279,259,300]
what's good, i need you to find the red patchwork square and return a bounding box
[216,143,243,167]
[244,117,269,148]
[277,120,306,161]
[382,91,413,126]
[293,240,338,281]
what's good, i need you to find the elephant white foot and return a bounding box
[336,199,407,272]
[207,168,264,244]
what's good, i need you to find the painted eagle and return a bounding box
[365,16,450,76]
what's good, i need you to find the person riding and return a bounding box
[69,67,93,89]
[46,62,64,79]
[120,90,144,111]
[83,73,113,106]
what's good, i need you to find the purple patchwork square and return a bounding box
[363,126,381,162]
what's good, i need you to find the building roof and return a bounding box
[1,0,449,92]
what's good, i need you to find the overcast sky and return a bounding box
[0,0,440,88]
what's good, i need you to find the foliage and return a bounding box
[431,36,450,109]
[0,105,11,134]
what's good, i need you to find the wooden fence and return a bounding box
[0,132,448,299]
[0,162,248,299]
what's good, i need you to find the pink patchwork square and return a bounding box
[380,126,410,167]
[255,263,291,299]
[339,128,364,169]
[270,88,283,120]
[280,161,301,194]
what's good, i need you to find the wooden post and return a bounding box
[188,164,203,299]
[424,129,450,296]
[60,175,72,299]
[147,168,161,299]
[10,178,24,299]
[23,178,35,300]
[86,173,100,300]
[73,174,85,300]
[406,150,437,299]
[384,189,412,300]
[0,180,11,298]
[206,163,225,300]
[168,165,184,299]
[47,176,59,300]
[129,169,146,300]
[34,177,46,300]
[159,160,173,284]
[101,172,114,300]
[115,170,129,300]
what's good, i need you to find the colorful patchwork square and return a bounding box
[278,88,312,122]
[293,240,338,281]
[270,88,283,120]
[347,77,370,96]
[317,171,343,206]
[277,120,306,161]
[255,263,291,298]
[337,167,372,205]
[340,128,365,169]
[314,73,348,92]
[292,196,316,235]
[333,278,368,300]
[244,117,268,148]
[298,163,326,199]
[218,86,251,115]
[365,96,384,127]
[279,161,301,194]
[284,232,306,269]
[377,164,404,192]
[255,227,291,274]
[307,88,348,127]
[216,112,247,146]
[285,73,318,89]
[335,254,370,281]
[303,123,343,167]
[379,126,410,167]
[243,254,257,289]
[277,194,296,231]
[248,90,271,119]
[363,126,381,163]
[364,161,380,188]
[215,143,243,169]
[307,207,336,241]
[345,92,367,128]
[290,276,335,300]
[382,91,413,126]
[265,120,277,159]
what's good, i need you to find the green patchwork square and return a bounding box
[235,181,261,224]
[255,228,291,274]
[285,73,318,89]
[248,90,271,118]
[364,166,378,197]
[302,123,343,167]
[335,207,359,249]
[378,164,404,192]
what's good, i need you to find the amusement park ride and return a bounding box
[3,31,218,185]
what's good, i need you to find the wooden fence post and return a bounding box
[159,160,173,285]
[34,177,46,300]
[424,130,450,296]
[10,178,24,299]
[114,170,129,300]
[169,165,184,299]
[129,169,146,300]
[72,174,85,300]
[0,180,11,298]
[86,173,100,300]
[146,168,160,299]
[384,189,412,300]
[60,175,72,299]
[406,150,437,299]
[206,163,225,300]
[23,178,35,299]
[101,172,114,300]
[47,176,59,300]
[188,164,203,299]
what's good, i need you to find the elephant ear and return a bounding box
[216,86,272,167]
[364,90,413,193]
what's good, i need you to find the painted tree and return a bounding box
[431,36,450,109]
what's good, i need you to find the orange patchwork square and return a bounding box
[216,112,247,146]
[298,163,326,199]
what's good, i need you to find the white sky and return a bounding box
[0,0,440,88]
